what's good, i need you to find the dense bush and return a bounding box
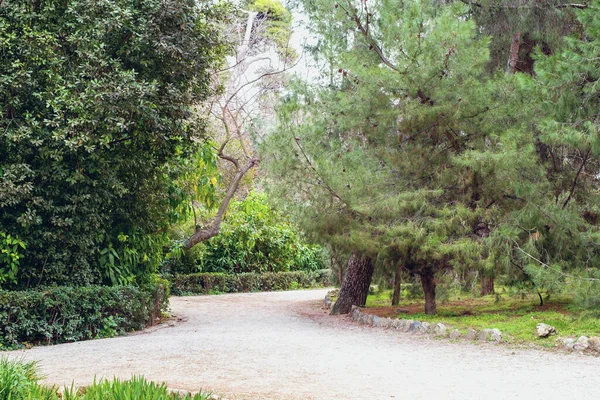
[0,0,226,287]
[173,192,325,274]
[170,269,332,295]
[0,277,169,348]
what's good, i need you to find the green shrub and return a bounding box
[171,269,332,295]
[0,278,169,348]
[172,192,325,275]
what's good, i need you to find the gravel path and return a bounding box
[6,289,600,399]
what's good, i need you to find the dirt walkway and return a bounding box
[6,289,600,399]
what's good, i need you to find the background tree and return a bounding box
[181,0,298,251]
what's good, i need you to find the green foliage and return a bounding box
[262,0,498,285]
[0,360,213,400]
[170,269,332,295]
[0,233,26,286]
[0,277,169,348]
[0,358,57,400]
[175,192,325,274]
[248,0,295,60]
[61,376,212,400]
[0,0,227,287]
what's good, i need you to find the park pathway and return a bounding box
[7,289,600,399]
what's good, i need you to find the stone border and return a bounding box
[349,305,503,343]
[324,291,600,353]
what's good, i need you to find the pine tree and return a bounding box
[262,0,505,314]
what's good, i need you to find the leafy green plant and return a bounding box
[0,232,25,286]
[62,376,212,400]
[0,0,227,288]
[176,192,325,275]
[0,357,58,400]
[0,277,169,348]
[0,360,214,400]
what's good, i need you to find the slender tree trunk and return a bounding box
[331,253,374,315]
[480,276,495,296]
[506,31,521,73]
[183,157,258,250]
[419,269,437,315]
[392,262,402,306]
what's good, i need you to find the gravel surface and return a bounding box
[6,289,600,399]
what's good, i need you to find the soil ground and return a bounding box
[6,289,600,399]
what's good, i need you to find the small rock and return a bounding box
[536,323,557,338]
[418,322,430,334]
[433,323,448,336]
[477,329,492,341]
[465,328,477,340]
[562,338,576,350]
[382,318,393,329]
[588,337,600,353]
[391,319,402,330]
[401,319,413,332]
[366,314,375,326]
[574,336,589,351]
[408,321,422,333]
[372,315,380,327]
[449,329,462,340]
[490,328,502,343]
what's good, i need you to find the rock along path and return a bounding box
[6,289,600,399]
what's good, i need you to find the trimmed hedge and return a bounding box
[171,269,332,295]
[0,278,169,348]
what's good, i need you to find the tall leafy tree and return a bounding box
[0,0,227,287]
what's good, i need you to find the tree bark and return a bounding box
[330,253,374,315]
[419,269,437,315]
[506,31,521,74]
[480,276,495,296]
[183,157,258,250]
[392,262,402,306]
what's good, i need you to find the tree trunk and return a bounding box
[480,276,495,296]
[330,253,374,315]
[419,269,437,315]
[506,31,521,74]
[392,262,402,306]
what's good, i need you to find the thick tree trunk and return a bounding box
[419,269,437,315]
[480,276,495,296]
[392,263,402,306]
[330,253,374,315]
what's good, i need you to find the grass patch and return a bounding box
[0,357,215,400]
[365,289,600,344]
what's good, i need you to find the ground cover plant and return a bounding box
[364,289,600,345]
[0,358,213,400]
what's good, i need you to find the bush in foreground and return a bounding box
[0,277,169,349]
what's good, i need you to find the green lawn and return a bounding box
[365,289,600,345]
